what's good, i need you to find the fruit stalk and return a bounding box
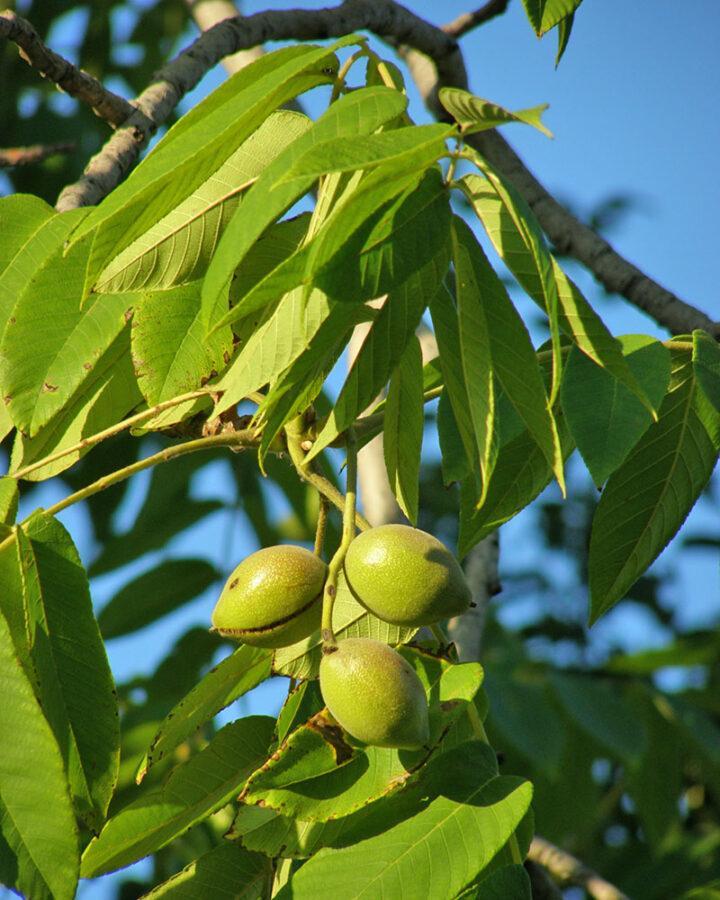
[321,427,358,648]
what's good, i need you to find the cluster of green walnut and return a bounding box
[211,525,472,750]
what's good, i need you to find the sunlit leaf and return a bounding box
[94,111,311,293]
[439,87,551,137]
[141,842,269,899]
[589,350,720,622]
[384,336,424,523]
[81,716,275,877]
[0,606,79,900]
[138,645,272,781]
[521,0,584,35]
[275,742,532,899]
[561,335,671,485]
[693,329,720,415]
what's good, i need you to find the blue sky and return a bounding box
[2,2,719,897]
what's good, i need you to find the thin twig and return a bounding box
[528,836,630,900]
[0,142,75,167]
[0,10,138,128]
[314,495,330,557]
[443,0,511,38]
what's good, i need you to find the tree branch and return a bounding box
[0,142,75,167]
[528,836,630,900]
[0,10,138,128]
[443,0,511,38]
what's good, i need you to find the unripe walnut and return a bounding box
[319,637,430,749]
[343,524,471,627]
[211,545,326,648]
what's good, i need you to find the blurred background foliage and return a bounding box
[2,2,719,898]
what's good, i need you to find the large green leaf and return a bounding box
[244,652,483,822]
[141,842,269,899]
[561,335,671,484]
[521,0,584,35]
[693,329,720,415]
[2,513,120,831]
[256,303,374,462]
[68,43,354,296]
[460,172,654,416]
[0,477,18,524]
[384,336,424,523]
[305,239,447,462]
[458,409,574,555]
[275,742,532,899]
[437,389,471,485]
[131,280,232,404]
[0,193,55,285]
[452,217,564,497]
[94,111,311,293]
[9,329,142,482]
[0,607,79,900]
[0,208,133,437]
[98,558,220,639]
[138,645,272,782]
[214,286,331,417]
[589,349,720,622]
[81,716,275,877]
[278,125,453,184]
[201,86,408,331]
[272,572,416,680]
[439,87,551,137]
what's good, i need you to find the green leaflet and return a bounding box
[98,558,220,639]
[81,716,275,877]
[460,171,656,418]
[94,111,311,293]
[256,303,375,463]
[0,607,79,900]
[437,389,471,485]
[245,651,483,822]
[137,645,272,782]
[304,223,449,463]
[521,0,584,35]
[141,842,269,899]
[212,140,451,332]
[439,87,552,137]
[693,329,720,415]
[0,193,55,287]
[0,477,18,524]
[561,335,671,485]
[275,742,532,900]
[0,512,119,832]
[278,125,452,183]
[201,85,409,331]
[272,572,416,681]
[555,12,575,65]
[457,407,575,555]
[384,336,424,523]
[214,286,331,418]
[0,207,133,438]
[10,329,142,482]
[452,217,564,499]
[68,42,356,297]
[588,349,720,622]
[130,280,232,404]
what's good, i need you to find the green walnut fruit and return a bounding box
[343,524,471,626]
[211,545,326,648]
[319,637,430,749]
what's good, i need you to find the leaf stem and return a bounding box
[321,428,358,648]
[43,430,261,519]
[314,495,330,557]
[11,389,215,480]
